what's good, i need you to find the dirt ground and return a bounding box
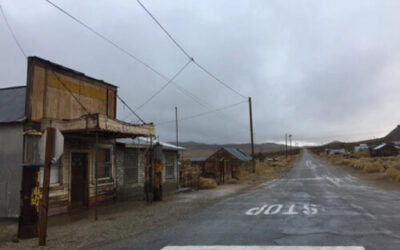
[0,184,271,249]
[0,155,300,249]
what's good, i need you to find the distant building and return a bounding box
[326,148,347,155]
[354,144,369,153]
[116,137,185,201]
[202,147,252,184]
[370,143,399,157]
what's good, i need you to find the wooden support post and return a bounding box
[175,106,178,147]
[38,127,55,246]
[248,97,255,173]
[175,106,180,189]
[285,133,288,159]
[94,132,98,221]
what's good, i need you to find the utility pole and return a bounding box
[248,97,255,173]
[175,106,178,147]
[289,134,292,155]
[175,106,180,189]
[285,133,288,159]
[94,132,98,221]
[38,127,55,246]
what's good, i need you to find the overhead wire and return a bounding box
[134,58,192,112]
[45,0,215,114]
[116,95,145,124]
[135,0,248,100]
[0,4,26,58]
[1,4,91,115]
[156,100,247,125]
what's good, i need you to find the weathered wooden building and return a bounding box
[371,143,400,157]
[0,57,154,217]
[115,137,185,201]
[202,147,252,184]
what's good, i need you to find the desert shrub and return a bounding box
[385,167,400,181]
[363,164,383,173]
[198,177,217,189]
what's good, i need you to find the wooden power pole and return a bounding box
[248,97,255,173]
[38,127,55,246]
[175,106,180,189]
[285,133,288,159]
[175,106,178,147]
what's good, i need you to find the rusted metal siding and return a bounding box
[0,123,24,218]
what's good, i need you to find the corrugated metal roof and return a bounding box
[190,157,207,162]
[373,143,388,150]
[0,86,26,123]
[117,137,186,151]
[222,147,252,161]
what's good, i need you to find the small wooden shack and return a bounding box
[115,137,185,201]
[203,147,252,184]
[371,143,399,157]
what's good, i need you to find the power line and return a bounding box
[135,59,192,112]
[117,95,145,124]
[1,4,91,115]
[156,100,247,125]
[193,61,247,99]
[135,0,248,100]
[45,0,215,113]
[0,4,27,58]
[136,0,192,60]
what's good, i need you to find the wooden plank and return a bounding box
[31,65,46,122]
[41,114,155,137]
[107,90,116,119]
[98,115,154,136]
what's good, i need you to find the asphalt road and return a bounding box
[92,150,400,250]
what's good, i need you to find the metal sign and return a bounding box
[38,128,64,165]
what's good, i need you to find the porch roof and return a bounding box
[40,113,154,138]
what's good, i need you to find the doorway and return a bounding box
[71,153,88,208]
[219,159,225,184]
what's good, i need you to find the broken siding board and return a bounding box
[107,90,116,119]
[31,65,46,122]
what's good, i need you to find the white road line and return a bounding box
[325,176,342,188]
[161,246,365,250]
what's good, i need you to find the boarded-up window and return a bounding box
[97,148,111,178]
[165,152,175,179]
[124,150,138,184]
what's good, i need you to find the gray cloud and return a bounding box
[1,0,400,145]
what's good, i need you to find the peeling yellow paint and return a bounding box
[47,73,107,101]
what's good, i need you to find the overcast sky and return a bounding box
[1,0,400,145]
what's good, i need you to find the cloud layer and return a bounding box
[1,0,400,145]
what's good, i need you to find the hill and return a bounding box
[310,124,400,153]
[177,141,286,159]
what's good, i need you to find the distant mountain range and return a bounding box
[314,125,400,151]
[174,141,287,159]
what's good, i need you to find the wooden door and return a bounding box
[219,160,225,184]
[71,153,88,208]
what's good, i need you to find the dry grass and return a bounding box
[236,155,300,183]
[385,167,400,182]
[320,153,400,182]
[198,177,217,189]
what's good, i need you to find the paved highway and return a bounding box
[92,150,400,250]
